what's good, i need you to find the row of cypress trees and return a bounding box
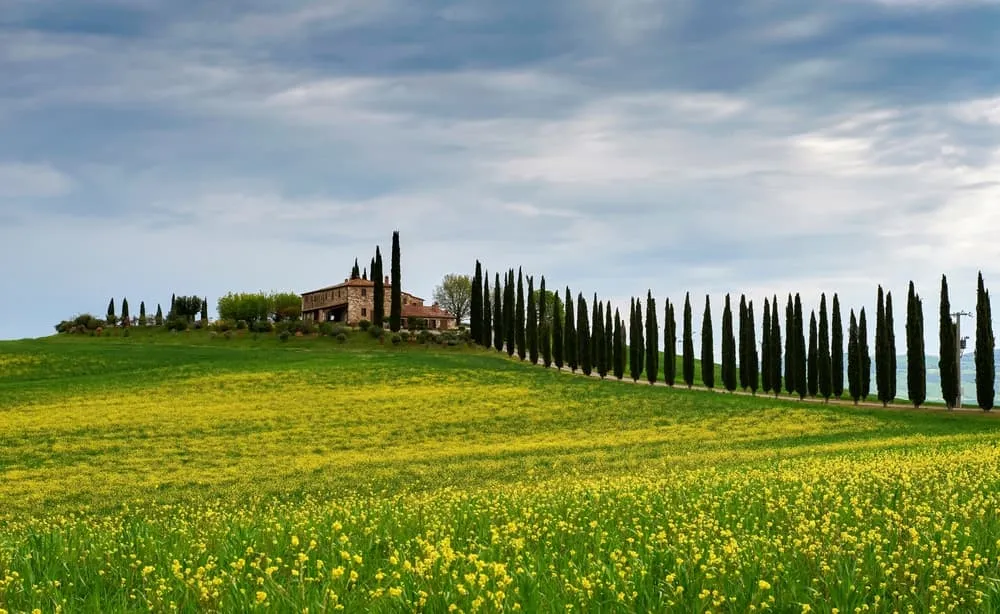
[469,263,997,410]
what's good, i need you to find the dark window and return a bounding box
[362,308,367,317]
[362,289,367,297]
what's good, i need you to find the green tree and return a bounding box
[172,296,203,323]
[553,291,565,370]
[527,276,538,365]
[613,309,625,380]
[389,232,402,332]
[594,300,606,378]
[906,281,926,408]
[155,304,163,326]
[138,301,147,326]
[701,295,714,389]
[747,301,759,395]
[471,262,482,342]
[793,294,806,399]
[831,294,844,398]
[121,298,130,326]
[539,277,551,368]
[722,294,737,392]
[630,299,642,382]
[770,296,782,397]
[860,308,872,401]
[761,297,771,394]
[876,286,890,406]
[784,294,795,395]
[939,275,958,408]
[738,296,749,390]
[434,274,473,329]
[976,272,995,411]
[351,259,361,280]
[373,248,385,327]
[493,273,503,352]
[664,300,677,387]
[886,291,897,405]
[818,294,832,401]
[646,292,658,385]
[605,301,613,378]
[515,270,526,360]
[848,309,861,404]
[107,298,117,326]
[482,272,492,347]
[564,289,577,372]
[200,297,208,323]
[504,271,515,357]
[683,293,695,388]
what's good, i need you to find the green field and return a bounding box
[2,330,1000,612]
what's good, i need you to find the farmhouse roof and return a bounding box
[301,277,424,301]
[402,303,457,320]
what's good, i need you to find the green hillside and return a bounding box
[1,330,999,612]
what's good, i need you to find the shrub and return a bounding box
[335,332,348,343]
[213,320,234,333]
[417,330,433,344]
[165,317,189,332]
[390,333,402,346]
[408,317,428,331]
[330,324,348,337]
[291,320,318,335]
[318,322,335,336]
[400,331,411,342]
[224,331,233,340]
[251,320,273,333]
[236,320,248,330]
[278,330,291,342]
[369,325,386,340]
[359,320,372,331]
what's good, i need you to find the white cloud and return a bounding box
[0,163,73,198]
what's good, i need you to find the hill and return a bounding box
[2,330,1000,611]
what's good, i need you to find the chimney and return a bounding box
[385,275,390,285]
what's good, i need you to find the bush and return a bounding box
[390,333,402,346]
[251,320,273,333]
[369,325,386,340]
[417,330,433,344]
[213,320,234,333]
[408,317,428,331]
[359,320,372,331]
[278,330,290,342]
[224,331,233,340]
[236,320,248,330]
[318,321,335,336]
[399,331,411,343]
[335,332,348,343]
[165,317,189,332]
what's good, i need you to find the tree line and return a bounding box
[470,263,997,411]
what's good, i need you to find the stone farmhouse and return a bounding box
[301,276,458,330]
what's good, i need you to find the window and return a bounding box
[362,308,367,317]
[362,289,367,297]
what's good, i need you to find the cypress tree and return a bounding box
[886,292,897,405]
[831,294,844,398]
[939,276,958,408]
[630,300,642,382]
[591,295,600,368]
[540,277,551,368]
[629,299,639,382]
[701,295,714,389]
[200,297,208,322]
[373,248,385,327]
[906,281,926,408]
[363,265,368,281]
[107,298,116,325]
[664,300,676,386]
[553,291,564,369]
[578,294,591,376]
[976,272,995,411]
[389,232,402,332]
[565,289,577,372]
[748,301,759,395]
[527,276,538,365]
[493,273,503,352]
[646,292,658,385]
[515,269,526,360]
[613,309,625,380]
[794,294,807,400]
[504,271,515,356]
[784,294,795,395]
[683,293,695,388]
[818,296,832,401]
[155,304,163,326]
[860,308,871,401]
[470,261,481,342]
[139,301,147,326]
[770,297,782,397]
[351,259,360,279]
[122,298,131,326]
[722,294,737,392]
[595,301,607,378]
[605,301,613,378]
[848,309,861,404]
[738,295,749,390]
[170,294,176,318]
[876,286,889,406]
[482,273,492,347]
[761,297,771,394]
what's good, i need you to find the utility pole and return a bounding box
[953,311,972,409]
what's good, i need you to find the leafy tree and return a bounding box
[493,273,503,352]
[977,272,995,411]
[390,232,402,332]
[515,270,526,360]
[860,308,871,401]
[155,304,163,326]
[683,293,695,388]
[539,277,551,368]
[482,271,492,347]
[831,294,844,398]
[646,292,658,385]
[848,309,861,404]
[172,296,203,322]
[738,295,749,390]
[876,286,890,406]
[906,281,926,408]
[564,289,577,372]
[504,271,515,357]
[722,294,737,392]
[939,275,960,408]
[553,291,565,369]
[818,294,832,402]
[664,300,677,387]
[794,294,807,400]
[433,274,473,328]
[373,248,385,327]
[121,298,130,326]
[613,309,625,380]
[138,301,147,326]
[770,296,782,397]
[107,298,117,326]
[701,295,714,389]
[784,294,795,395]
[806,311,819,397]
[747,301,759,395]
[527,276,538,365]
[577,294,591,376]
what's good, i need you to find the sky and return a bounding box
[1,0,999,348]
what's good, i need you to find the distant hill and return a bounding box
[885,349,1000,404]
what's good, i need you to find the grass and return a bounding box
[2,329,1000,612]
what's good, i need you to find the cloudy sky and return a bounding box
[2,0,999,346]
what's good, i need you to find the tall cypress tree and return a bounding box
[664,300,676,386]
[784,294,795,395]
[939,275,958,409]
[515,269,526,360]
[876,286,890,406]
[976,272,995,411]
[722,294,737,392]
[906,281,926,408]
[770,296,782,397]
[351,259,360,279]
[629,299,639,382]
[540,277,551,368]
[389,232,402,332]
[738,295,748,390]
[848,309,861,404]
[565,289,577,372]
[818,295,832,401]
[527,276,538,365]
[632,300,645,382]
[200,298,207,323]
[646,292,658,385]
[831,294,844,398]
[482,272,492,347]
[701,295,714,389]
[605,302,613,378]
[578,294,591,376]
[122,298,131,326]
[155,304,163,326]
[886,292,897,405]
[595,301,607,378]
[591,295,600,370]
[493,273,503,352]
[747,301,759,395]
[613,309,625,380]
[471,261,482,342]
[553,291,564,369]
[107,298,116,325]
[139,301,147,326]
[373,248,385,327]
[504,271,516,357]
[683,293,695,388]
[794,294,807,400]
[761,297,771,394]
[860,308,872,401]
